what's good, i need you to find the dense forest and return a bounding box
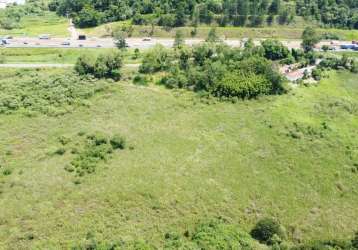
[48,0,358,29]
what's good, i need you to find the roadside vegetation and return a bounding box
[0,48,141,64]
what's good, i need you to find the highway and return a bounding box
[1,36,357,51]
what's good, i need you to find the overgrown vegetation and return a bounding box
[139,41,286,99]
[0,69,112,116]
[58,132,127,177]
[75,51,123,80]
[71,218,358,249]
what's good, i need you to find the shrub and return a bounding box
[110,135,126,150]
[353,231,358,249]
[312,68,323,81]
[58,136,71,145]
[321,45,330,52]
[139,45,172,74]
[133,74,149,86]
[190,218,262,249]
[3,169,12,176]
[54,147,66,156]
[0,71,111,116]
[75,51,123,80]
[250,218,284,244]
[74,54,96,75]
[64,132,127,177]
[261,39,290,60]
[87,133,108,146]
[351,60,358,73]
[214,72,271,99]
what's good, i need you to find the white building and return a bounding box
[0,0,26,9]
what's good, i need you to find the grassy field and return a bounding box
[0,48,141,64]
[81,21,358,40]
[0,67,357,248]
[0,12,68,37]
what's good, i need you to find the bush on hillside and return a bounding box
[139,45,172,74]
[75,51,123,80]
[0,70,111,116]
[250,218,285,245]
[214,72,271,99]
[261,39,290,60]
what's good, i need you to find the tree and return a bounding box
[174,2,186,26]
[139,45,172,73]
[113,30,127,49]
[74,6,100,28]
[206,27,220,43]
[132,48,140,59]
[269,0,281,15]
[301,27,320,52]
[173,30,185,49]
[261,39,289,60]
[75,52,123,80]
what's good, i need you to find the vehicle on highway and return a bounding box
[39,34,51,40]
[340,44,355,49]
[23,41,28,45]
[61,41,70,46]
[79,44,84,47]
[78,35,86,40]
[142,37,151,41]
[4,35,13,39]
[96,45,102,48]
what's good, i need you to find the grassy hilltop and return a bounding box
[0,68,357,248]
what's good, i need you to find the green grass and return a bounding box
[0,12,68,37]
[0,69,357,248]
[0,48,142,64]
[81,20,358,40]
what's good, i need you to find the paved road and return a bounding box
[2,36,357,51]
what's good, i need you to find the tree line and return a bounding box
[48,0,358,29]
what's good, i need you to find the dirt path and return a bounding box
[68,19,79,40]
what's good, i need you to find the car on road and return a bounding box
[4,35,13,39]
[79,44,84,47]
[39,34,51,40]
[61,41,71,46]
[23,41,28,45]
[340,44,355,50]
[142,37,151,41]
